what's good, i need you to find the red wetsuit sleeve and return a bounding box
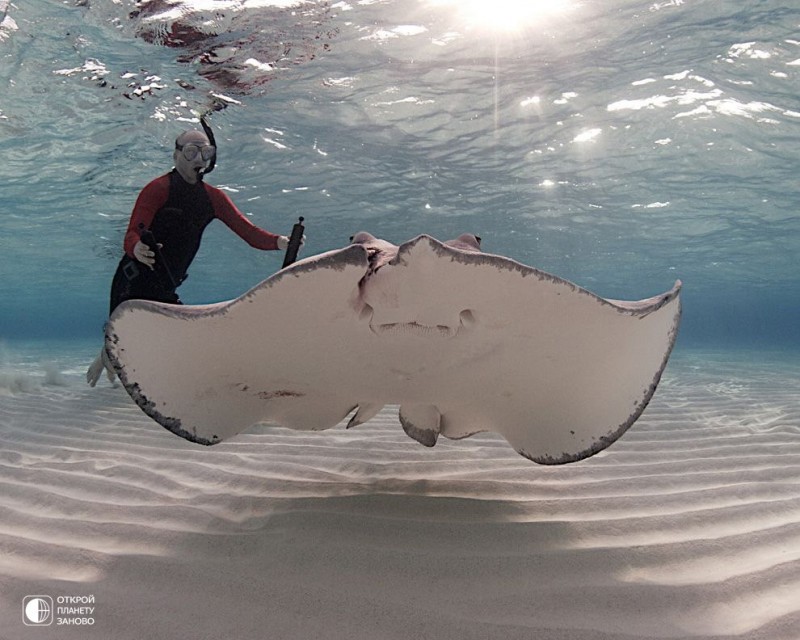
[206,184,281,250]
[123,175,171,256]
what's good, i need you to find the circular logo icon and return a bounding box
[23,596,53,626]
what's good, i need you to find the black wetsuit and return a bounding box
[109,171,218,312]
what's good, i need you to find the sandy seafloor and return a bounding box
[0,340,798,639]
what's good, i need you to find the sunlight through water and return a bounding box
[429,0,573,31]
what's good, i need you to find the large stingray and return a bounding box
[105,233,681,464]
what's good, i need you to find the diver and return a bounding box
[87,122,302,386]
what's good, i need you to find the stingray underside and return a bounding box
[106,235,681,463]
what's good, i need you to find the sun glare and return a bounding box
[436,0,572,32]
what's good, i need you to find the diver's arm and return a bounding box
[123,175,171,256]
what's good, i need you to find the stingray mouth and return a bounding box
[371,321,458,338]
[365,308,475,338]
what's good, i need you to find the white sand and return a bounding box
[0,347,798,639]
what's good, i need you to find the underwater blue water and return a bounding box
[1,0,799,349]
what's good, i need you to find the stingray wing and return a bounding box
[357,235,681,463]
[106,245,372,445]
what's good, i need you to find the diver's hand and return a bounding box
[133,240,157,269]
[277,234,306,251]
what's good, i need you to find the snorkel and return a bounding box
[197,114,216,181]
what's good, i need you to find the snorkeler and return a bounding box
[87,124,302,386]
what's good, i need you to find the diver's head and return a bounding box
[173,129,216,184]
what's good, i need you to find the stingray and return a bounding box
[105,233,681,464]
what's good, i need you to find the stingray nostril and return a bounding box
[358,303,374,322]
[459,309,476,327]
